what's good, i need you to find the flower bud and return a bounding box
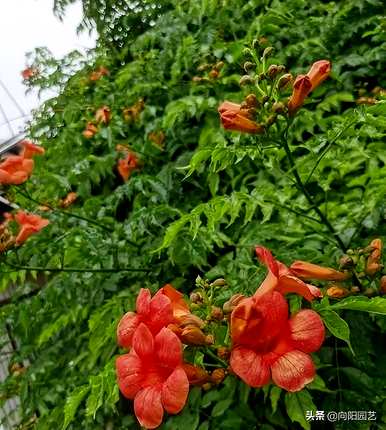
[190,292,203,303]
[217,347,230,361]
[262,47,274,58]
[223,293,245,313]
[278,73,293,90]
[351,286,360,293]
[180,325,213,345]
[380,276,386,294]
[258,36,269,46]
[215,61,225,71]
[243,61,255,72]
[209,69,219,79]
[202,383,212,391]
[210,368,227,385]
[365,238,383,276]
[192,76,202,83]
[210,306,224,321]
[272,102,286,114]
[179,314,205,329]
[245,94,259,108]
[267,64,279,79]
[211,278,226,287]
[182,363,210,386]
[239,75,254,86]
[356,97,377,105]
[339,255,354,269]
[277,65,286,73]
[326,285,349,298]
[197,63,209,72]
[59,192,78,209]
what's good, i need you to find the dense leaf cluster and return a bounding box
[0,0,385,429]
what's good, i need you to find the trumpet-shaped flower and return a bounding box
[230,291,325,391]
[218,101,263,134]
[116,324,189,429]
[254,246,323,301]
[117,151,139,182]
[20,140,45,158]
[0,156,34,185]
[6,211,49,244]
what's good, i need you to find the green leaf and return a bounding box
[284,390,316,430]
[327,296,386,315]
[62,385,90,430]
[269,386,281,414]
[319,310,354,354]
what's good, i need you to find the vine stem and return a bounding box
[2,262,150,273]
[281,125,346,252]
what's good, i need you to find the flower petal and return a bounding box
[230,346,270,387]
[134,386,164,429]
[255,246,279,276]
[271,350,315,392]
[117,311,139,349]
[148,293,174,334]
[155,327,182,368]
[136,288,151,316]
[289,310,325,353]
[230,297,255,345]
[161,366,189,414]
[116,352,143,399]
[277,273,322,302]
[132,323,154,358]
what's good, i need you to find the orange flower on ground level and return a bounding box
[218,101,263,134]
[289,260,350,281]
[7,211,49,245]
[287,75,312,114]
[0,156,34,185]
[230,291,325,391]
[116,325,189,429]
[254,246,323,302]
[306,60,331,92]
[117,152,139,182]
[20,140,45,158]
[95,106,111,124]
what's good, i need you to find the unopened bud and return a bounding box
[326,285,349,298]
[190,292,203,303]
[211,278,226,287]
[380,276,386,294]
[211,368,227,385]
[210,306,224,321]
[182,364,209,386]
[262,47,274,58]
[192,76,202,82]
[272,102,286,114]
[197,63,209,72]
[245,93,259,107]
[243,61,255,72]
[339,255,354,269]
[239,75,254,86]
[351,286,360,294]
[277,65,286,73]
[356,97,377,105]
[202,383,212,391]
[180,326,207,345]
[223,293,245,313]
[267,64,279,79]
[258,36,269,46]
[215,61,225,70]
[209,69,219,79]
[179,314,205,329]
[217,347,230,361]
[278,73,293,90]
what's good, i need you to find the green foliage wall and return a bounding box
[0,0,385,429]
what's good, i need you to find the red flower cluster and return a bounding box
[5,211,49,245]
[21,67,38,80]
[0,140,45,185]
[89,66,109,81]
[117,285,202,428]
[288,60,331,114]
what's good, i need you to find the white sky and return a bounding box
[0,0,95,141]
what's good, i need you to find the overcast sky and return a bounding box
[0,0,95,141]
